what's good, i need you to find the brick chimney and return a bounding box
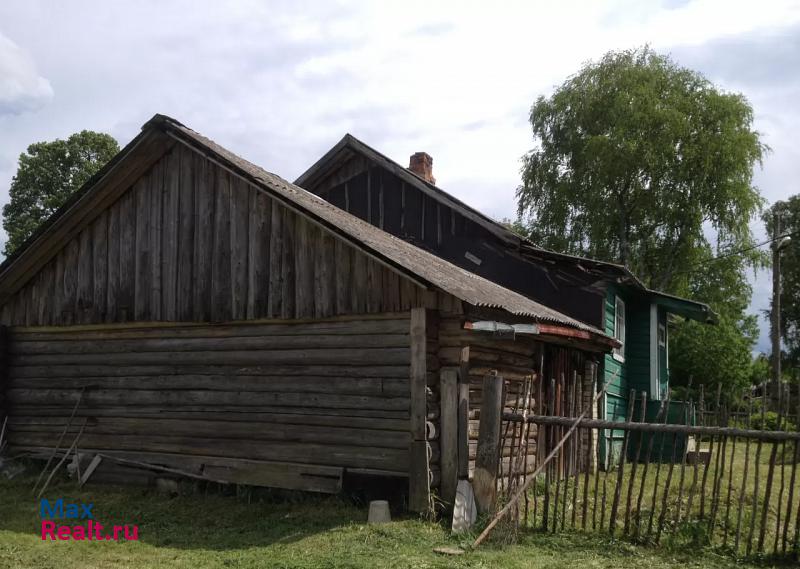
[409,152,435,184]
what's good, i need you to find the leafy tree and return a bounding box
[764,199,800,368]
[749,353,770,386]
[668,254,760,400]
[516,46,767,396]
[516,46,766,296]
[3,131,119,256]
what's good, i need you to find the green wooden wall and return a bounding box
[601,285,656,467]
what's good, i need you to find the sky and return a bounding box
[0,0,798,352]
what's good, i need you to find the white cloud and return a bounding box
[0,31,52,116]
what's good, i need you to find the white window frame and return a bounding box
[612,296,626,362]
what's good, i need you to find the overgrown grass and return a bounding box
[520,440,800,559]
[0,470,795,569]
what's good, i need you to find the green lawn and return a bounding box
[0,472,794,569]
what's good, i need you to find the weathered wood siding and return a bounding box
[305,159,606,328]
[0,144,428,327]
[438,316,540,481]
[5,315,420,488]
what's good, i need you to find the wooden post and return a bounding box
[408,307,430,514]
[623,391,647,535]
[582,369,594,530]
[439,367,459,506]
[552,373,565,532]
[609,389,636,535]
[747,390,767,555]
[533,346,545,524]
[673,397,691,526]
[0,325,7,451]
[635,394,667,539]
[773,386,789,553]
[647,390,671,538]
[473,372,504,514]
[457,346,470,480]
[734,396,754,553]
[544,377,555,530]
[782,390,799,554]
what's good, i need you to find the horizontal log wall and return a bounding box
[0,144,428,327]
[438,317,540,480]
[6,315,420,488]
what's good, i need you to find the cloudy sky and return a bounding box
[0,0,798,351]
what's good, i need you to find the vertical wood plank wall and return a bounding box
[306,158,606,329]
[0,144,428,327]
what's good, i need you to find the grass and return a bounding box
[0,469,796,569]
[520,439,800,558]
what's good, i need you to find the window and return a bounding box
[613,296,626,362]
[658,324,666,347]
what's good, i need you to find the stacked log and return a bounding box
[6,315,415,491]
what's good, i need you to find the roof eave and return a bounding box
[649,290,719,325]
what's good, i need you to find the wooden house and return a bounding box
[296,135,718,467]
[0,115,617,509]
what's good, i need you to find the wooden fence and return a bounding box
[473,375,800,559]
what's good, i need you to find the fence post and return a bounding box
[474,372,504,514]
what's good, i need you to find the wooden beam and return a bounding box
[408,307,430,513]
[473,372,503,514]
[80,454,103,487]
[509,415,800,442]
[439,367,458,506]
[457,346,470,479]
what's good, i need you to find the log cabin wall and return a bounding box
[467,335,539,481]
[0,141,453,501]
[437,318,597,495]
[5,315,413,491]
[438,316,540,487]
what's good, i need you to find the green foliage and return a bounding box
[669,254,761,398]
[749,353,770,386]
[516,46,767,398]
[765,198,800,368]
[2,131,119,257]
[517,46,766,294]
[749,411,796,432]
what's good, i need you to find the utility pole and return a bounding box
[771,210,782,406]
